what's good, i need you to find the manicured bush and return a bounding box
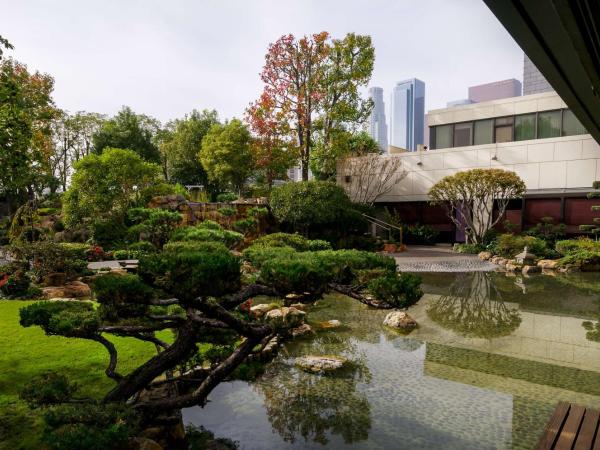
[404,224,439,245]
[247,207,269,218]
[526,217,566,245]
[169,225,243,249]
[20,372,78,408]
[454,243,485,254]
[93,274,154,320]
[491,234,550,258]
[128,241,156,253]
[9,242,92,281]
[20,301,99,337]
[242,245,297,268]
[307,239,332,251]
[91,218,129,249]
[555,238,600,256]
[336,234,382,251]
[162,241,229,254]
[258,253,332,295]
[217,192,238,203]
[367,273,423,308]
[233,217,257,234]
[218,207,237,217]
[312,249,396,283]
[0,270,34,299]
[139,248,241,302]
[559,250,600,268]
[253,232,311,251]
[197,220,223,230]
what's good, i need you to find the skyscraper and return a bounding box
[523,54,553,95]
[390,79,425,151]
[367,87,388,152]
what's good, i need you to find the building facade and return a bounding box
[390,79,425,151]
[338,91,600,241]
[468,79,522,103]
[368,87,388,153]
[523,54,554,95]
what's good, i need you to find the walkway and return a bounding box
[393,246,496,272]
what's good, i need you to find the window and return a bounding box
[474,119,493,145]
[562,109,587,136]
[537,110,561,138]
[434,124,453,149]
[453,122,473,147]
[514,113,536,141]
[494,116,513,143]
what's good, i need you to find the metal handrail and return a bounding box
[361,213,403,245]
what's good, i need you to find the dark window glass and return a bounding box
[562,109,587,136]
[434,124,453,149]
[494,116,513,143]
[453,122,473,147]
[474,119,493,145]
[515,113,536,141]
[537,110,561,138]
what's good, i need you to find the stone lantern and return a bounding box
[515,246,536,265]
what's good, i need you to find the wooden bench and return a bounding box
[536,402,600,450]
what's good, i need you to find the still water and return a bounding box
[184,272,600,449]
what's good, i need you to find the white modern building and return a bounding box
[338,90,600,241]
[367,87,388,152]
[390,79,425,151]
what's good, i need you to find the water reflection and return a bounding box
[426,272,522,339]
[256,358,372,445]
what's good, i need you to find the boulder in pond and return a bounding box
[478,251,492,260]
[537,259,559,270]
[317,319,342,329]
[290,323,314,338]
[383,311,417,331]
[295,355,347,373]
[265,306,305,329]
[250,303,277,318]
[522,265,541,275]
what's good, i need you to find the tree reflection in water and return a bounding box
[254,347,372,446]
[427,272,522,338]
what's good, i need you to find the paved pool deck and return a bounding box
[393,246,496,272]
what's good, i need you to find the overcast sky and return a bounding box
[1,0,524,123]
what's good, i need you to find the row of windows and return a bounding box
[429,109,587,150]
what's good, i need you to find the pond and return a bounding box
[183,271,600,450]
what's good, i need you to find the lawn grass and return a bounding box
[0,300,168,449]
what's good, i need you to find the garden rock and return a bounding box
[43,272,66,286]
[383,311,417,331]
[478,251,492,260]
[131,437,163,450]
[505,263,519,272]
[265,306,305,329]
[147,194,187,211]
[295,355,347,373]
[317,319,342,329]
[538,259,559,270]
[522,265,541,275]
[290,323,314,338]
[42,281,91,299]
[250,303,277,318]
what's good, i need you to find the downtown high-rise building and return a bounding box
[523,54,554,95]
[367,87,388,152]
[390,78,425,151]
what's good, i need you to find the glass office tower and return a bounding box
[390,78,425,151]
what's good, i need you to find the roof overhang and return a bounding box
[483,0,600,143]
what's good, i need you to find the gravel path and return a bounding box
[393,246,496,272]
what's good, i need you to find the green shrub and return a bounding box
[169,225,243,248]
[367,273,423,308]
[312,249,396,284]
[247,207,269,218]
[556,238,600,256]
[307,239,332,251]
[197,220,223,230]
[559,250,600,268]
[37,207,60,216]
[526,217,566,245]
[404,224,439,245]
[233,217,257,234]
[20,372,78,408]
[454,243,485,254]
[258,253,332,295]
[0,270,33,299]
[163,241,229,254]
[19,301,99,337]
[217,192,238,203]
[93,273,154,320]
[336,235,382,251]
[491,234,549,258]
[52,220,65,233]
[218,207,237,217]
[10,242,92,281]
[139,248,241,302]
[253,232,310,251]
[242,245,297,268]
[128,241,156,253]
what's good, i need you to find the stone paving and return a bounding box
[393,246,496,272]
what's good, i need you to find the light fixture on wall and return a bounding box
[344,175,352,183]
[491,155,498,161]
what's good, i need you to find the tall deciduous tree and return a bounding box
[246,92,296,189]
[159,109,219,186]
[0,57,57,211]
[93,106,161,163]
[248,32,374,181]
[199,119,254,194]
[429,168,526,244]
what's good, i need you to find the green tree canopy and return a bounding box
[429,168,526,244]
[159,109,219,186]
[63,148,162,226]
[199,118,254,193]
[92,106,161,163]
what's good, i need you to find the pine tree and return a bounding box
[580,181,600,240]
